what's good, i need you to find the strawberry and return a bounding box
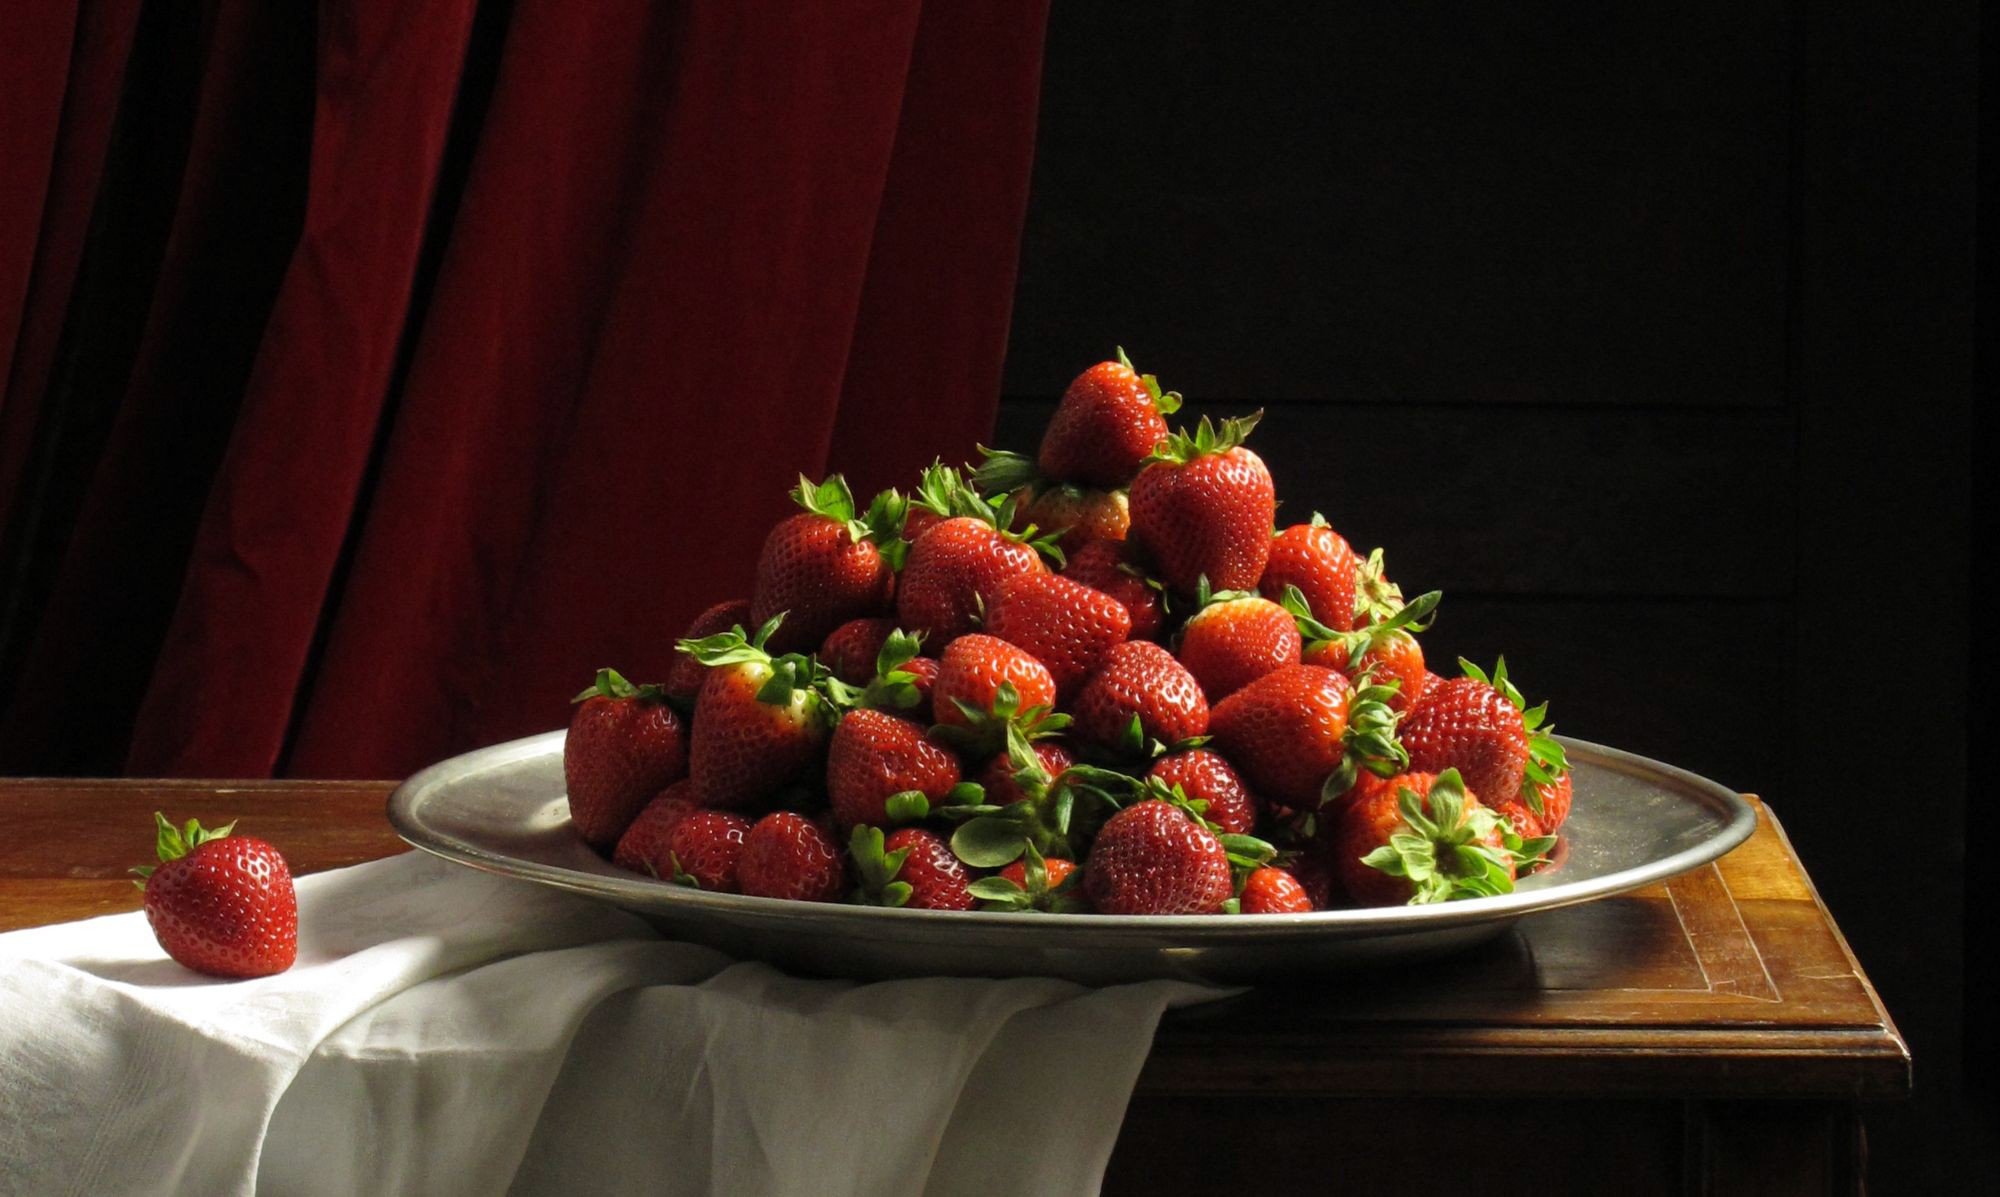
[664,599,752,704]
[850,825,976,910]
[1353,547,1408,626]
[896,505,1051,644]
[1127,412,1275,595]
[565,668,689,851]
[678,617,846,810]
[1260,516,1360,632]
[826,708,965,829]
[663,810,753,891]
[1175,587,1301,701]
[933,633,1059,730]
[819,617,898,685]
[611,780,702,874]
[1238,866,1313,914]
[982,572,1132,695]
[1492,771,1574,841]
[1208,664,1405,810]
[1148,749,1260,836]
[1080,799,1234,915]
[904,460,994,546]
[1069,640,1210,756]
[750,475,904,653]
[1284,845,1341,910]
[1022,485,1130,553]
[1289,587,1440,713]
[969,844,1087,912]
[1330,769,1542,906]
[1061,538,1166,641]
[1012,350,1180,489]
[977,739,1074,808]
[132,813,296,978]
[1400,657,1569,820]
[738,811,846,903]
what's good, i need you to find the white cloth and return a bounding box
[0,852,1222,1196]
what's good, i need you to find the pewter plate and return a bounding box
[386,732,1755,984]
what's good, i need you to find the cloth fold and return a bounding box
[1,853,1221,1196]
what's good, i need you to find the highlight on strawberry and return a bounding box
[133,813,297,978]
[557,347,1574,911]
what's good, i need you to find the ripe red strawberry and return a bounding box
[1069,640,1209,755]
[983,572,1132,695]
[1081,800,1233,915]
[1127,413,1275,594]
[1330,769,1519,906]
[826,708,964,828]
[998,851,1077,893]
[904,460,992,546]
[896,514,1049,644]
[750,475,903,653]
[565,669,689,851]
[978,740,1074,808]
[1061,538,1166,641]
[933,633,1059,729]
[133,814,296,978]
[738,811,845,903]
[850,826,976,910]
[1401,658,1568,817]
[1209,664,1405,810]
[819,617,898,685]
[1035,351,1180,488]
[1238,866,1313,914]
[664,599,752,703]
[1492,771,1574,840]
[1260,516,1360,632]
[679,619,842,810]
[612,781,702,874]
[1175,591,1301,701]
[971,845,1087,912]
[1285,844,1341,911]
[1148,749,1259,836]
[1291,588,1439,713]
[663,810,752,891]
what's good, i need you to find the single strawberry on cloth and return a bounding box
[0,851,1225,1196]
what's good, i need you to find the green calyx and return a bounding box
[1115,347,1183,417]
[966,842,1090,913]
[930,680,1071,762]
[857,628,929,713]
[1458,656,1571,811]
[1288,587,1441,670]
[131,811,236,886]
[944,727,1111,868]
[971,448,1044,499]
[911,461,998,521]
[572,666,667,705]
[1354,547,1406,624]
[1319,679,1411,806]
[678,615,855,725]
[792,473,908,565]
[1355,769,1522,904]
[848,825,916,907]
[1144,410,1263,467]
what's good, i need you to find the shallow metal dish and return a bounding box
[386,732,1755,984]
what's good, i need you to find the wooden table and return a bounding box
[1,779,1907,1195]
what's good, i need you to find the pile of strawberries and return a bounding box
[564,352,1571,916]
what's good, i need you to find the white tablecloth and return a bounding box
[0,852,1222,1196]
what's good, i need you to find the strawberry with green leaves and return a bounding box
[1400,657,1570,829]
[678,617,848,810]
[1127,412,1275,595]
[981,349,1179,490]
[850,826,976,910]
[826,708,970,829]
[1061,538,1167,642]
[1208,664,1405,811]
[822,623,938,719]
[663,810,753,891]
[968,844,1087,913]
[1148,748,1260,836]
[1080,798,1272,916]
[612,781,702,875]
[750,475,905,653]
[895,494,1055,644]
[565,668,689,851]
[904,461,993,546]
[982,571,1132,696]
[1021,485,1130,554]
[1069,640,1209,758]
[133,813,297,978]
[1237,866,1314,914]
[738,811,846,903]
[1331,769,1551,906]
[933,633,1060,733]
[1290,587,1440,713]
[664,599,752,705]
[1259,516,1361,632]
[943,726,1117,872]
[1175,583,1302,701]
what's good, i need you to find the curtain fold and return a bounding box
[0,0,1050,779]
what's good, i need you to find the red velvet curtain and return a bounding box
[0,0,1050,778]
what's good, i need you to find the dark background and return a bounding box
[998,2,1984,1190]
